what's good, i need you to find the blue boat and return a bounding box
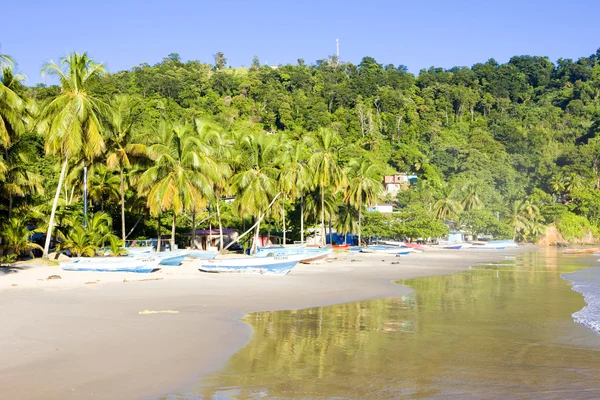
[360,246,411,255]
[187,250,217,259]
[62,257,161,273]
[255,247,331,263]
[198,254,303,275]
[441,244,463,250]
[158,254,187,266]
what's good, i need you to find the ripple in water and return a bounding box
[563,266,600,334]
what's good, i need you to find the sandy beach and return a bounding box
[0,248,528,399]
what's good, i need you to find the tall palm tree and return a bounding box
[307,128,346,246]
[231,133,279,253]
[0,59,30,180]
[194,119,230,251]
[138,122,214,250]
[88,164,120,210]
[105,94,147,243]
[37,52,109,257]
[0,217,42,259]
[334,204,359,244]
[505,200,529,241]
[344,157,383,247]
[277,137,310,245]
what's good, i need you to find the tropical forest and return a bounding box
[2,49,600,261]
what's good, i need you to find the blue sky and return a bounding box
[2,0,600,85]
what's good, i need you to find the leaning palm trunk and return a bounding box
[222,193,281,253]
[120,165,126,243]
[358,206,362,247]
[43,157,68,258]
[191,210,196,249]
[156,213,161,252]
[252,219,261,255]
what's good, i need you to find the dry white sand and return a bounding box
[0,247,530,399]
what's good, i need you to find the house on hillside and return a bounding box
[368,204,395,213]
[383,174,418,196]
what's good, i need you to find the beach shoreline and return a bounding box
[0,247,532,400]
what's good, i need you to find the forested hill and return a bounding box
[8,49,600,247]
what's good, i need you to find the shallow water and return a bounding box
[166,249,600,399]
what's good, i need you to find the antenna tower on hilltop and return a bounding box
[336,38,340,59]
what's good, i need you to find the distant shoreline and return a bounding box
[0,248,531,399]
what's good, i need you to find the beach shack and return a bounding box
[189,229,238,251]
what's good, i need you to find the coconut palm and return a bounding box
[460,181,484,211]
[194,119,231,250]
[277,137,310,245]
[88,164,120,211]
[0,217,42,259]
[1,135,44,220]
[334,204,359,244]
[505,200,529,241]
[138,122,215,250]
[58,225,98,257]
[344,157,383,247]
[307,128,346,246]
[433,186,463,221]
[105,94,147,243]
[231,133,279,253]
[37,52,109,258]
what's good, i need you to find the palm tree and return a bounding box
[138,122,214,250]
[505,200,529,241]
[37,52,109,258]
[0,58,28,153]
[193,119,230,251]
[334,204,359,244]
[58,225,98,257]
[433,186,463,221]
[105,94,147,243]
[231,133,279,253]
[277,137,310,245]
[0,218,42,259]
[88,164,120,211]
[1,135,44,220]
[344,157,383,247]
[460,181,483,211]
[307,128,346,246]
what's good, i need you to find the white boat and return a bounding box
[198,255,302,275]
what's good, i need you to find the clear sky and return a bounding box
[2,0,600,85]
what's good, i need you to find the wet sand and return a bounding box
[0,248,528,400]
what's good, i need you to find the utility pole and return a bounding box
[336,38,339,59]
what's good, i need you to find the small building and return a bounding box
[189,229,238,251]
[368,204,394,213]
[383,174,417,196]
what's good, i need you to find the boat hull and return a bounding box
[198,256,300,275]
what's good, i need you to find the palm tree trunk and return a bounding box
[282,200,286,247]
[156,213,161,252]
[171,212,176,251]
[216,197,224,251]
[8,194,13,221]
[320,185,326,246]
[252,217,261,255]
[191,209,197,249]
[120,165,126,244]
[300,193,304,244]
[358,207,362,247]
[43,157,68,258]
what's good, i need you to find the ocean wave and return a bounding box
[562,267,600,334]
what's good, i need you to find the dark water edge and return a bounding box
[164,249,600,399]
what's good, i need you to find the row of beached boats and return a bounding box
[60,245,333,276]
[59,240,519,276]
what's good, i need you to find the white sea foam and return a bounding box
[562,267,600,334]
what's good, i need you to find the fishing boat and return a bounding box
[255,247,332,264]
[360,246,411,255]
[332,244,350,250]
[187,250,218,259]
[198,255,301,275]
[469,242,507,250]
[441,244,463,250]
[488,240,519,248]
[62,256,161,273]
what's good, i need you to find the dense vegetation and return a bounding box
[3,48,600,260]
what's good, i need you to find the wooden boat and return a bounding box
[332,244,350,250]
[62,257,161,273]
[198,255,302,275]
[441,244,463,250]
[360,246,411,255]
[563,248,600,254]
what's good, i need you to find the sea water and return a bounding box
[563,266,600,334]
[164,249,600,399]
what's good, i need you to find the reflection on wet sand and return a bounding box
[173,250,600,399]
